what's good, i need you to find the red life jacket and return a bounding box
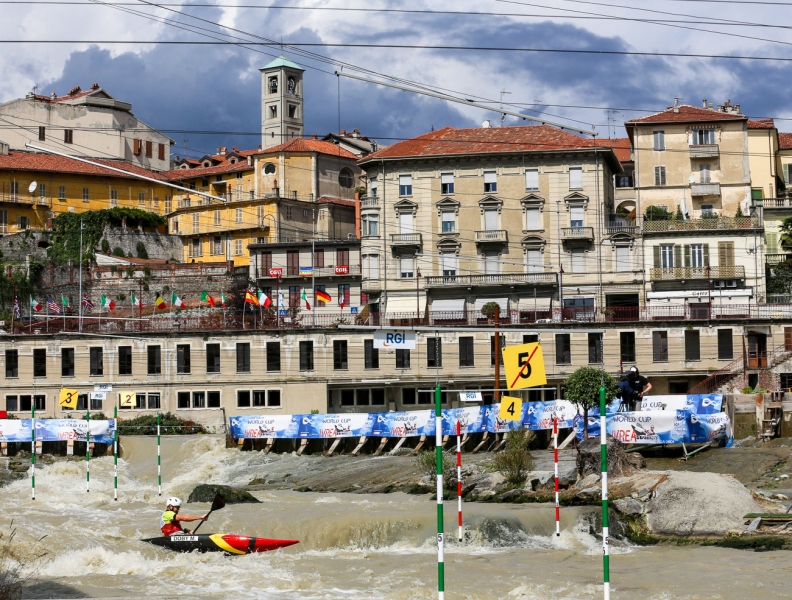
[160,510,183,536]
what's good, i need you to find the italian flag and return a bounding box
[301,289,311,311]
[258,289,271,308]
[30,297,41,312]
[61,295,70,310]
[201,291,216,307]
[101,295,116,311]
[172,292,185,309]
[132,292,143,308]
[221,292,227,309]
[155,294,167,310]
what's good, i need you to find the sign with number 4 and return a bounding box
[499,396,523,421]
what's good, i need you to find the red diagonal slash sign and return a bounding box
[510,344,540,389]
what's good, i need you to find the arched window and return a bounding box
[263,163,276,175]
[338,168,354,189]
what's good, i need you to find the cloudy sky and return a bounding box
[3,0,792,157]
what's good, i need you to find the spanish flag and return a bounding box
[155,294,167,310]
[315,289,331,304]
[244,290,259,306]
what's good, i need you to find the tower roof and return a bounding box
[260,56,304,71]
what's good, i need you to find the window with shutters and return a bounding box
[653,331,668,361]
[659,245,675,268]
[235,208,242,223]
[138,191,146,205]
[691,129,715,145]
[484,209,499,230]
[525,207,541,230]
[312,249,324,268]
[192,213,199,233]
[289,286,300,306]
[526,249,543,273]
[336,248,349,267]
[82,188,89,202]
[211,237,223,256]
[685,330,700,361]
[158,143,165,160]
[399,211,414,233]
[287,251,299,275]
[459,337,475,367]
[571,247,585,273]
[38,126,45,141]
[110,190,118,207]
[525,168,539,190]
[569,167,582,190]
[654,166,667,186]
[441,253,458,276]
[484,171,497,193]
[399,174,412,196]
[784,164,792,185]
[483,250,500,274]
[362,214,379,236]
[133,139,141,155]
[363,254,379,279]
[441,211,455,233]
[718,327,732,360]
[58,186,66,200]
[235,239,243,255]
[615,245,630,271]
[213,210,221,226]
[441,173,454,194]
[64,129,73,144]
[190,238,202,257]
[570,205,584,227]
[400,255,414,278]
[145,141,152,157]
[718,242,734,267]
[699,163,711,184]
[653,130,665,151]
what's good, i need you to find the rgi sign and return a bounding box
[373,330,416,349]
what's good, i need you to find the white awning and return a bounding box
[474,297,509,312]
[431,299,466,312]
[518,296,552,310]
[385,295,426,313]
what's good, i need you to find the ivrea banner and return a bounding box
[228,415,300,439]
[441,406,488,435]
[371,410,436,437]
[575,410,732,446]
[298,413,375,438]
[0,420,115,444]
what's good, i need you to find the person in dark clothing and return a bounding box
[617,366,652,411]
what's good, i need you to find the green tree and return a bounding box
[564,367,619,439]
[644,205,672,221]
[136,241,149,259]
[780,217,792,251]
[101,239,110,253]
[767,260,792,296]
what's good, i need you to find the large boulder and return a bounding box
[576,435,643,479]
[188,484,260,504]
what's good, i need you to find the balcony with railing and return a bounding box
[391,233,422,246]
[424,272,557,288]
[649,265,745,281]
[758,197,792,209]
[605,225,640,236]
[474,230,508,243]
[362,279,381,292]
[360,195,379,208]
[691,182,721,196]
[561,226,594,241]
[689,144,719,158]
[643,216,760,233]
[767,253,792,265]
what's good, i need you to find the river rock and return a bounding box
[576,473,601,489]
[499,489,525,501]
[558,466,578,489]
[188,484,260,504]
[576,486,601,502]
[576,435,640,479]
[613,498,643,516]
[645,472,764,536]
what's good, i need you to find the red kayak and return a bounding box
[142,533,299,554]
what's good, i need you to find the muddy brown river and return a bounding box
[3,435,791,599]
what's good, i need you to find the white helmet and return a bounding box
[167,497,182,508]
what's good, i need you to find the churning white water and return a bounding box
[2,436,791,599]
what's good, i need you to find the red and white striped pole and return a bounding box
[456,420,463,543]
[554,417,560,537]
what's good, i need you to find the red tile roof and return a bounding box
[164,159,251,181]
[31,86,96,104]
[361,125,608,162]
[0,150,167,180]
[624,105,747,125]
[779,133,792,150]
[748,119,775,129]
[594,138,631,162]
[252,138,361,160]
[317,195,356,207]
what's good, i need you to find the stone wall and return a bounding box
[99,226,183,261]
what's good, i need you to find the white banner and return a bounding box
[373,330,416,349]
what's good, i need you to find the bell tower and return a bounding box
[260,56,305,149]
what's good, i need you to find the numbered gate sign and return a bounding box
[499,396,523,421]
[502,342,547,391]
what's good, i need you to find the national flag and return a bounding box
[172,292,185,309]
[61,295,70,310]
[132,292,143,308]
[340,297,346,310]
[82,294,94,312]
[201,291,216,307]
[315,289,331,304]
[299,266,313,277]
[221,292,227,309]
[259,289,272,309]
[30,297,41,312]
[244,289,259,306]
[46,296,61,314]
[101,294,116,311]
[155,294,167,310]
[13,297,20,318]
[301,289,311,311]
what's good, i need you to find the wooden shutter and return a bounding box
[674,245,682,269]
[703,243,710,267]
[718,242,734,267]
[684,244,691,268]
[133,139,141,155]
[158,143,165,160]
[785,327,792,352]
[653,246,661,268]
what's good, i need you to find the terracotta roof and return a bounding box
[779,133,792,150]
[0,150,167,180]
[361,125,606,162]
[624,105,747,125]
[594,138,631,162]
[31,86,96,104]
[164,159,251,181]
[748,119,775,130]
[317,195,356,207]
[252,138,358,160]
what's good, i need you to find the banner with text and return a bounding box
[298,413,375,438]
[0,420,115,444]
[641,394,723,415]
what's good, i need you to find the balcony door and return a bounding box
[484,209,498,231]
[399,212,414,234]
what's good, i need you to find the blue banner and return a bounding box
[641,394,723,414]
[297,413,375,438]
[371,410,436,437]
[441,406,488,435]
[575,410,732,446]
[524,400,579,430]
[228,415,300,439]
[0,419,115,444]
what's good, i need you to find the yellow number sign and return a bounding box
[120,392,134,407]
[499,396,523,421]
[502,342,547,391]
[59,388,79,409]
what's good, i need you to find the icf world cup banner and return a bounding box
[641,394,723,414]
[228,415,300,439]
[484,404,525,433]
[441,406,487,435]
[608,410,689,445]
[371,410,435,437]
[687,412,733,446]
[0,419,31,442]
[523,400,579,430]
[298,413,375,438]
[31,419,115,444]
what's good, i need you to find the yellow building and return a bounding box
[166,139,361,268]
[0,144,171,233]
[747,118,781,201]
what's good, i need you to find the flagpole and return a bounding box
[311,207,315,328]
[242,292,247,329]
[78,220,83,333]
[45,297,49,333]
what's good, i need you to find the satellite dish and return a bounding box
[481,120,492,128]
[688,175,696,184]
[28,181,37,193]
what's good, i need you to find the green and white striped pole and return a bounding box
[600,385,610,599]
[157,413,162,496]
[435,382,445,600]
[31,402,35,500]
[113,406,118,501]
[86,410,91,493]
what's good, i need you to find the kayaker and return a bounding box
[160,497,208,536]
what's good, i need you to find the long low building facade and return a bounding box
[2,316,789,421]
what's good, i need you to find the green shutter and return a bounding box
[653,246,661,268]
[674,245,682,269]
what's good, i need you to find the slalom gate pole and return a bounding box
[600,385,610,599]
[554,417,560,537]
[113,406,118,501]
[86,410,91,493]
[31,402,35,500]
[435,383,445,600]
[456,420,462,543]
[157,413,162,496]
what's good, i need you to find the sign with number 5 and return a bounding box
[502,342,547,390]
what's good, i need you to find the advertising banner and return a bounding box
[373,331,416,349]
[608,410,689,445]
[297,413,375,438]
[484,404,525,433]
[524,400,579,430]
[0,419,115,444]
[228,415,301,439]
[640,394,723,414]
[687,412,734,446]
[0,419,31,442]
[371,410,435,437]
[441,406,488,435]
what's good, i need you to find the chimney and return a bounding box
[91,83,99,90]
[339,129,346,136]
[50,92,57,100]
[217,146,227,155]
[673,97,680,113]
[232,146,239,153]
[702,98,708,109]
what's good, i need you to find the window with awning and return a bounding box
[386,295,426,313]
[474,298,509,313]
[431,299,465,312]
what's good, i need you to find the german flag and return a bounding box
[315,289,331,303]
